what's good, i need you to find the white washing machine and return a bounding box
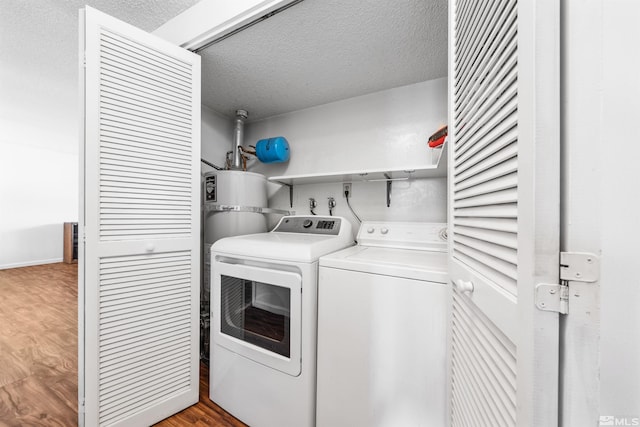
[317,221,448,427]
[210,215,353,427]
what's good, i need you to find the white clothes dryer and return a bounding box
[316,221,449,427]
[210,216,353,427]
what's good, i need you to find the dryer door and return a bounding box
[212,261,302,376]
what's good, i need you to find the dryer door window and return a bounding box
[220,276,291,357]
[212,261,302,376]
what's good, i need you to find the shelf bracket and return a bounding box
[272,181,294,208]
[288,183,293,208]
[385,173,392,207]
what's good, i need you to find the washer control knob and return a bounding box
[381,227,389,235]
[367,227,375,234]
[303,219,313,228]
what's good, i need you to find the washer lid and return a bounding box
[211,216,354,262]
[320,245,448,283]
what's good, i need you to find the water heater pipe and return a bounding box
[232,109,248,169]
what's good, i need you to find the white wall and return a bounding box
[243,78,448,233]
[561,0,640,424]
[0,1,200,270]
[598,0,640,419]
[0,11,79,268]
[266,179,447,237]
[201,105,233,174]
[247,78,447,177]
[0,144,78,268]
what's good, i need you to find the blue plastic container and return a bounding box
[255,136,290,163]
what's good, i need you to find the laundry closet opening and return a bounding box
[192,0,449,235]
[190,0,450,371]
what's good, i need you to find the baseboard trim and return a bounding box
[0,258,64,270]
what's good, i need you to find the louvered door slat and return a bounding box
[101,132,192,156]
[101,114,191,140]
[102,83,193,116]
[452,0,477,53]
[454,0,495,83]
[453,241,517,280]
[455,98,517,161]
[101,106,191,134]
[99,334,190,364]
[452,325,516,423]
[449,0,521,407]
[455,225,517,249]
[100,186,191,198]
[456,68,517,152]
[453,217,518,233]
[455,0,511,103]
[100,343,188,379]
[100,154,190,172]
[101,309,188,335]
[454,0,508,98]
[100,47,191,88]
[102,142,191,163]
[452,292,517,426]
[101,130,191,155]
[100,73,191,109]
[100,359,190,404]
[101,48,192,90]
[100,63,191,102]
[453,187,517,209]
[81,6,200,426]
[452,337,513,425]
[455,62,517,145]
[453,298,517,384]
[454,171,518,200]
[101,32,192,78]
[101,93,191,123]
[448,0,560,425]
[455,3,517,112]
[455,141,517,184]
[101,172,189,187]
[101,168,191,184]
[452,351,499,425]
[100,155,190,174]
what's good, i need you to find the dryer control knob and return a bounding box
[367,227,375,234]
[381,227,389,235]
[303,219,313,228]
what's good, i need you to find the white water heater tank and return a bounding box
[203,170,268,244]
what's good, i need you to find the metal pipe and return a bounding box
[232,109,248,169]
[201,158,223,170]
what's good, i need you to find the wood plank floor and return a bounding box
[0,263,245,427]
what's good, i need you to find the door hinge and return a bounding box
[536,283,569,314]
[536,252,600,314]
[559,251,600,282]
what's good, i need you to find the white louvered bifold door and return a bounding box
[447,0,560,426]
[79,7,201,427]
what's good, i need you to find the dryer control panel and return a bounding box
[273,216,341,235]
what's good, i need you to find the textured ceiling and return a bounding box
[0,0,201,150]
[1,0,201,80]
[199,0,448,122]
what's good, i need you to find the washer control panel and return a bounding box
[273,216,341,235]
[357,221,448,250]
